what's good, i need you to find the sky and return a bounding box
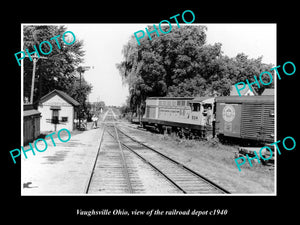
[66,23,276,106]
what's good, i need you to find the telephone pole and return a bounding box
[76,66,94,130]
[26,52,47,104]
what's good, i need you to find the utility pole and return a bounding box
[26,52,47,104]
[26,30,47,105]
[76,66,94,130]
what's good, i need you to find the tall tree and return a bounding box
[117,25,274,117]
[117,25,208,117]
[23,25,92,109]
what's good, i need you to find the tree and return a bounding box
[23,25,92,109]
[117,25,274,118]
[117,26,208,118]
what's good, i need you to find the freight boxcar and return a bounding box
[215,96,274,143]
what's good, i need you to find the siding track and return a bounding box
[111,126,230,194]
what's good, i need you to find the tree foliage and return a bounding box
[23,25,92,116]
[117,25,274,117]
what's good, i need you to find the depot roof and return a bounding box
[39,89,80,106]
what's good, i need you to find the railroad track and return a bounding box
[85,110,141,194]
[111,127,230,194]
[86,109,230,194]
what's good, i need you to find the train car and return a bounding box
[141,96,215,136]
[215,95,274,143]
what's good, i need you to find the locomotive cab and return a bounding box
[189,97,215,127]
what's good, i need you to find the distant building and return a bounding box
[38,89,80,132]
[261,88,274,96]
[230,85,257,96]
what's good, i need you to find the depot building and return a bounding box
[38,89,80,132]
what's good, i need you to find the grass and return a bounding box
[163,132,273,170]
[143,131,275,193]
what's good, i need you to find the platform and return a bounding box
[21,126,104,195]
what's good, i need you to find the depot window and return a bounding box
[61,117,68,122]
[50,106,61,124]
[52,109,59,124]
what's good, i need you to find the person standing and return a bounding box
[74,118,79,129]
[206,106,213,126]
[91,115,98,129]
[94,115,98,128]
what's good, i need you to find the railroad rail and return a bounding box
[86,109,230,194]
[85,110,136,194]
[110,127,230,194]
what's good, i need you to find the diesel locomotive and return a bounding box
[141,95,274,143]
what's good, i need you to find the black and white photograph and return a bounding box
[4,4,298,224]
[20,23,276,195]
